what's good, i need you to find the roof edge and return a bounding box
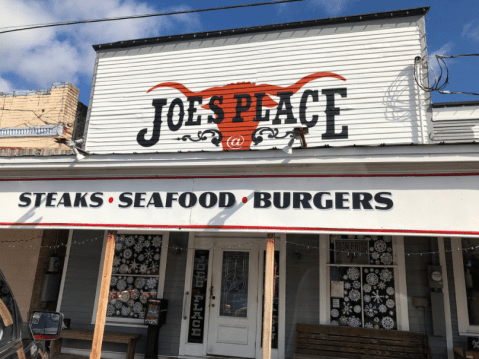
[432,101,479,108]
[93,6,430,51]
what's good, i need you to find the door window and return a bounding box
[219,251,249,318]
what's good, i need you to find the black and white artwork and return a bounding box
[107,234,162,319]
[330,235,397,330]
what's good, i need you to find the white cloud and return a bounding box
[429,42,454,83]
[0,77,14,93]
[0,0,202,90]
[462,21,479,41]
[310,0,355,16]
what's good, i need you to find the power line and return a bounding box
[414,54,479,96]
[0,0,310,35]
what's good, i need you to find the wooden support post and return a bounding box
[90,231,117,359]
[262,233,275,359]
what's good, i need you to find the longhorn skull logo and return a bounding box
[145,72,346,150]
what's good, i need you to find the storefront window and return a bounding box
[329,235,397,330]
[462,238,479,326]
[107,234,163,320]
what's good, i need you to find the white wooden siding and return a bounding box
[431,105,479,142]
[86,26,428,154]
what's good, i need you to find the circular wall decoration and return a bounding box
[381,316,395,330]
[386,287,395,295]
[374,240,387,253]
[366,273,379,285]
[347,268,360,281]
[354,305,361,313]
[381,253,393,265]
[379,304,387,313]
[380,269,393,282]
[331,309,339,318]
[363,284,372,293]
[348,317,361,327]
[386,299,395,309]
[349,289,361,302]
[117,279,127,291]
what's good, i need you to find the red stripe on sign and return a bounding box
[1,172,479,182]
[0,222,478,236]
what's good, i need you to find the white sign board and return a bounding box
[2,174,478,236]
[86,26,427,154]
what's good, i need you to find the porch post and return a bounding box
[90,231,117,359]
[262,233,275,359]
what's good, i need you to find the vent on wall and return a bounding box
[431,102,479,143]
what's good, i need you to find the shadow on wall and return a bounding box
[383,65,420,143]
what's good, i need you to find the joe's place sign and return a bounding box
[138,72,348,151]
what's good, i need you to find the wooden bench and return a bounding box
[295,323,432,359]
[51,329,141,359]
[454,347,479,359]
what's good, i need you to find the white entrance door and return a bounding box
[207,242,259,358]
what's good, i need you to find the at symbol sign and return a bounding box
[226,135,244,150]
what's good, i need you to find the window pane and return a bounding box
[462,238,479,326]
[219,251,249,318]
[107,234,162,319]
[330,235,394,265]
[362,267,396,330]
[330,266,363,328]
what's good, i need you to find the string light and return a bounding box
[0,233,478,256]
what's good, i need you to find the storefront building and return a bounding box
[1,6,479,359]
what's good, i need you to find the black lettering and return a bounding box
[19,193,31,207]
[335,192,350,209]
[273,192,290,209]
[57,193,72,207]
[313,192,333,209]
[134,193,146,208]
[33,193,46,207]
[199,192,217,208]
[233,94,251,122]
[186,97,202,126]
[219,192,235,208]
[90,192,103,208]
[254,192,271,208]
[375,192,393,210]
[179,192,197,208]
[119,192,133,208]
[293,192,312,209]
[254,93,270,122]
[137,99,166,147]
[207,96,224,124]
[273,92,296,125]
[321,88,348,140]
[147,193,163,208]
[352,192,373,210]
[166,192,179,207]
[46,192,57,207]
[300,90,319,127]
[167,98,185,131]
[74,193,88,207]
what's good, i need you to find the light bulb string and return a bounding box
[0,233,478,256]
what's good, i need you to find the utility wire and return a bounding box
[0,0,309,35]
[414,54,479,96]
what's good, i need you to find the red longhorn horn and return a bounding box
[260,72,346,96]
[147,82,225,98]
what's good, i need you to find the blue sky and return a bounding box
[1,0,478,105]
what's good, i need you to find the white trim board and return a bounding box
[438,237,454,359]
[451,237,479,336]
[56,229,73,313]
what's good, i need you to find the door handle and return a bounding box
[183,291,189,320]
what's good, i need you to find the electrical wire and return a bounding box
[0,0,310,35]
[414,54,479,96]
